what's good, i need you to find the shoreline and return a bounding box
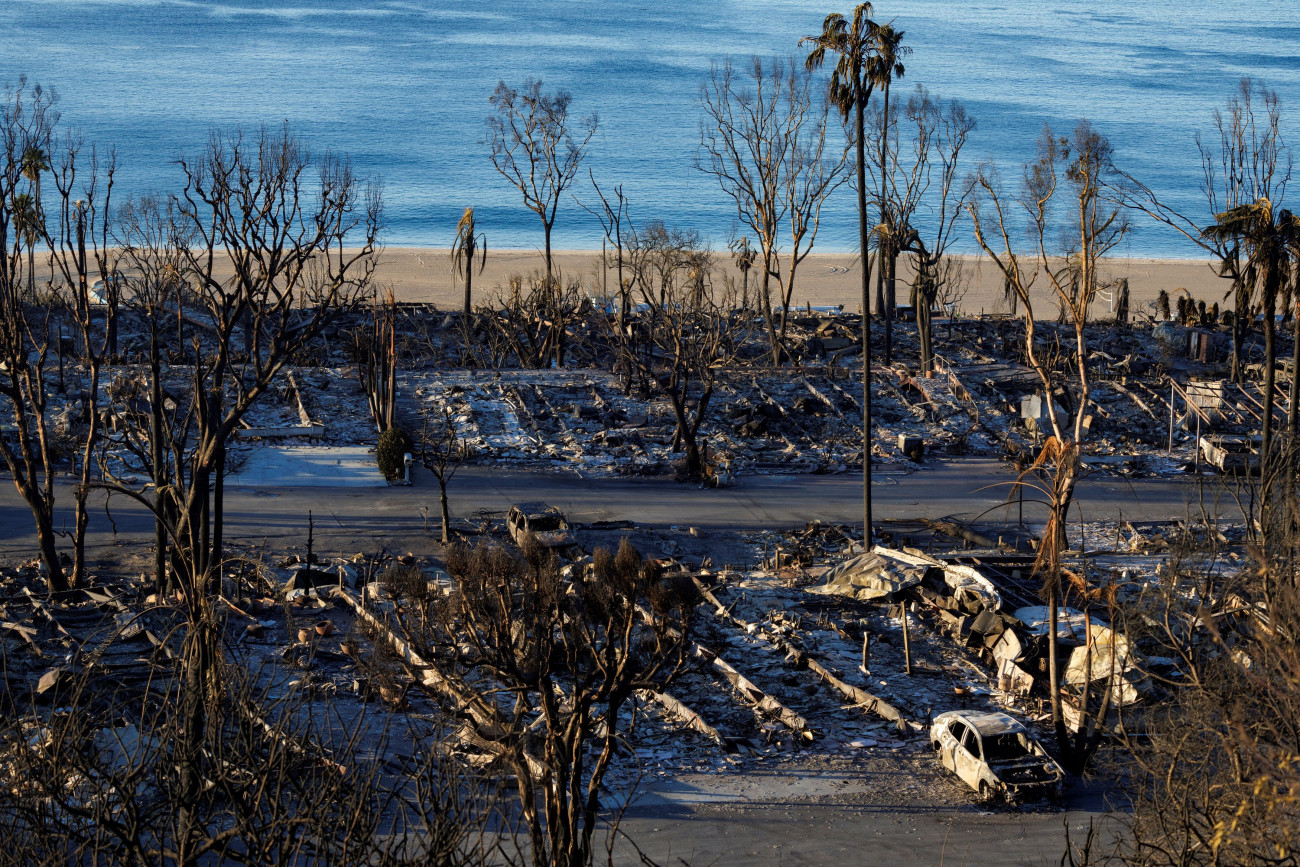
[371,247,1227,315]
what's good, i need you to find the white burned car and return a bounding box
[930,710,1064,803]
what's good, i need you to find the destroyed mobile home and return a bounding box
[55,303,1298,495]
[1,262,1291,857]
[0,504,1242,863]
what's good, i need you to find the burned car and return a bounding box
[930,710,1064,802]
[507,502,572,549]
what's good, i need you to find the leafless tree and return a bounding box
[478,271,583,369]
[359,288,398,433]
[1122,78,1291,383]
[487,79,595,367]
[0,79,63,592]
[881,86,974,374]
[114,195,193,595]
[89,125,379,855]
[0,78,122,594]
[698,55,848,364]
[613,230,742,481]
[625,220,704,309]
[44,136,122,588]
[968,121,1129,770]
[160,125,380,581]
[581,171,632,327]
[418,405,467,544]
[412,538,695,867]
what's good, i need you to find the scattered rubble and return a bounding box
[48,303,1293,492]
[2,298,1283,824]
[5,504,1226,817]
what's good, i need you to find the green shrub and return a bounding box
[376,425,412,482]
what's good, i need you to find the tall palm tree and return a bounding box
[11,192,39,301]
[803,3,880,543]
[729,235,756,310]
[868,23,908,364]
[1202,198,1297,507]
[21,145,48,192]
[451,207,487,317]
[19,146,49,302]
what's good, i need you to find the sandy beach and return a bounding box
[375,247,1228,317]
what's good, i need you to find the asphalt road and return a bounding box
[0,456,1243,560]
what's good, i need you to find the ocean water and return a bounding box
[2,0,1296,255]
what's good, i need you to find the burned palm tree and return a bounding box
[803,2,880,542]
[450,206,486,317]
[729,235,756,310]
[867,22,908,363]
[1202,198,1298,529]
[20,147,49,299]
[10,192,38,301]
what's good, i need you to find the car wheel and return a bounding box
[978,781,992,802]
[931,741,941,752]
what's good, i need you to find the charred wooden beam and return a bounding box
[640,689,735,752]
[333,586,545,778]
[693,644,814,741]
[921,519,999,550]
[694,579,910,727]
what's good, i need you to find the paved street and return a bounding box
[0,456,1242,560]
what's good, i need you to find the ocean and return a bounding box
[2,0,1296,255]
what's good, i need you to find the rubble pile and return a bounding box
[31,298,1294,490]
[5,485,1268,822]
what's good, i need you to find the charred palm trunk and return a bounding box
[855,81,875,543]
[884,239,898,364]
[1232,278,1248,383]
[25,242,35,304]
[462,256,473,318]
[879,78,894,365]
